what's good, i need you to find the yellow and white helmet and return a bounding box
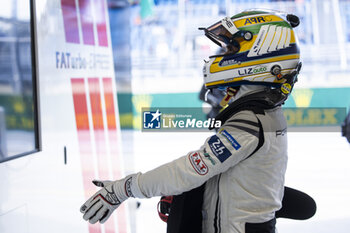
[201,9,301,91]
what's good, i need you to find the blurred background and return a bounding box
[110,0,350,130]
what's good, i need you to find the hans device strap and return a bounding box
[209,90,280,130]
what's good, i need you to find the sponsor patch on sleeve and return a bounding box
[188,152,209,175]
[219,129,241,150]
[208,135,232,163]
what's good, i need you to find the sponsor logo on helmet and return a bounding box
[281,83,292,94]
[221,59,239,66]
[248,25,292,57]
[237,66,267,76]
[224,78,234,83]
[188,152,209,175]
[250,27,267,54]
[221,16,238,34]
[244,16,272,25]
[223,17,234,28]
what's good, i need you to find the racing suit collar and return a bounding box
[209,89,280,130]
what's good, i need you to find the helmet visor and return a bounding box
[199,17,241,55]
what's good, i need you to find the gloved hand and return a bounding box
[80,173,143,224]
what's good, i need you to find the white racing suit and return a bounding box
[132,106,288,233]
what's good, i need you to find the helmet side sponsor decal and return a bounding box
[233,15,282,28]
[268,26,282,52]
[188,152,209,175]
[248,25,292,57]
[237,65,267,76]
[248,24,268,57]
[244,16,270,25]
[220,58,239,66]
[219,129,241,150]
[277,27,288,50]
[221,16,239,35]
[259,25,276,55]
[281,83,292,94]
[285,28,291,48]
[208,135,232,163]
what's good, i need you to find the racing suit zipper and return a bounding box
[214,174,222,233]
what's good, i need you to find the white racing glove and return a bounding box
[80,173,145,224]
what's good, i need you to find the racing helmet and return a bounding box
[200,10,301,94]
